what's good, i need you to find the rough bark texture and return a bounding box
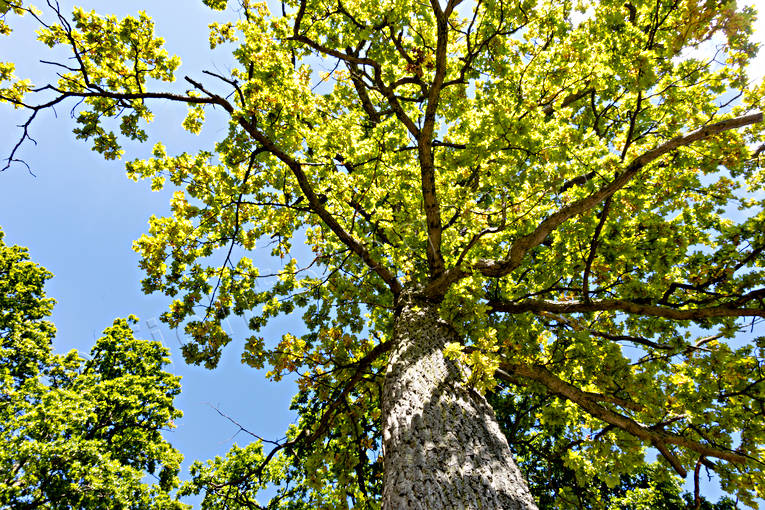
[381,300,538,509]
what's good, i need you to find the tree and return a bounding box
[0,228,185,509]
[1,0,764,507]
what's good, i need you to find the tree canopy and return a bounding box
[1,0,765,507]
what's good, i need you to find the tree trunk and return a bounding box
[381,299,538,509]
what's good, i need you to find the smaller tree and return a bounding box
[0,227,185,510]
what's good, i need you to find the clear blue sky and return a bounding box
[1,0,764,506]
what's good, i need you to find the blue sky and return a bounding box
[1,0,764,506]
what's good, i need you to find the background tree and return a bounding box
[2,0,765,508]
[0,228,185,509]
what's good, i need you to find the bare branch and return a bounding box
[208,404,283,446]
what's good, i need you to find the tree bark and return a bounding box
[381,299,538,509]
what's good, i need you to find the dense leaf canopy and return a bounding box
[2,0,765,507]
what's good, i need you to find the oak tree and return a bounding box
[2,0,765,507]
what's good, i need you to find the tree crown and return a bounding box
[1,0,764,506]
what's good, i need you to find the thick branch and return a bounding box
[472,112,763,278]
[491,363,643,412]
[412,0,454,278]
[142,78,403,295]
[424,112,763,299]
[498,361,750,468]
[489,297,765,320]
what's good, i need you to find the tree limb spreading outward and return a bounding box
[488,295,765,320]
[425,112,764,298]
[494,361,754,477]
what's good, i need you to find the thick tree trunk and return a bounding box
[381,300,538,509]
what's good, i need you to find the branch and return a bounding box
[235,119,402,296]
[534,309,669,350]
[8,77,403,297]
[246,340,392,483]
[472,112,764,278]
[489,296,765,320]
[291,0,379,70]
[0,80,231,171]
[208,404,282,447]
[558,170,597,193]
[186,75,406,296]
[414,0,452,279]
[3,85,231,112]
[346,59,381,125]
[581,197,612,302]
[347,198,397,248]
[541,86,595,116]
[660,245,765,305]
[424,112,763,299]
[497,361,751,471]
[694,457,705,510]
[491,362,643,412]
[202,69,246,107]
